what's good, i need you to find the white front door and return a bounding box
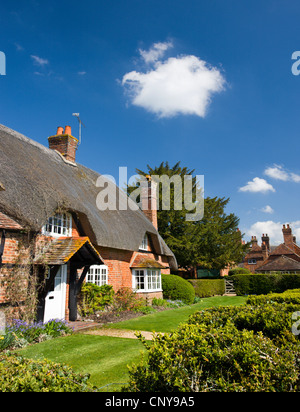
[44,265,67,323]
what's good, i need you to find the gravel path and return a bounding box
[83,328,164,340]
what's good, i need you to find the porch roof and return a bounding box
[130,253,165,269]
[34,236,103,266]
[0,211,23,230]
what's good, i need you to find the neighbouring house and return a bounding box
[243,224,300,274]
[0,124,177,323]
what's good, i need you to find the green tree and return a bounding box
[128,162,249,270]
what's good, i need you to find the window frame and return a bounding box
[248,258,257,265]
[139,234,148,251]
[42,212,72,238]
[86,265,109,287]
[132,269,162,293]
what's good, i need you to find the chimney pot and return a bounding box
[56,126,64,135]
[64,125,72,135]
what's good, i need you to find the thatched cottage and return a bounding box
[0,124,176,322]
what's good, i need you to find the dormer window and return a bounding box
[139,234,148,251]
[42,213,72,237]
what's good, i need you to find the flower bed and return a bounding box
[0,319,73,351]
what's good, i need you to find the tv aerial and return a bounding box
[72,113,85,145]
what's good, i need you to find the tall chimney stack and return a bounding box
[48,126,79,163]
[282,224,294,249]
[140,175,158,229]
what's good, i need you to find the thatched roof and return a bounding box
[0,124,176,268]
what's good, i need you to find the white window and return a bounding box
[42,213,72,237]
[86,265,108,287]
[248,258,257,265]
[132,269,162,292]
[139,234,148,251]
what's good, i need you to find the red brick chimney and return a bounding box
[261,241,269,260]
[261,233,270,251]
[282,224,294,248]
[48,126,79,163]
[251,236,258,248]
[141,175,158,229]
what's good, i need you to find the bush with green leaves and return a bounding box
[231,273,300,296]
[126,298,300,392]
[112,287,146,312]
[188,279,225,298]
[162,274,195,304]
[188,303,300,346]
[228,267,251,276]
[79,283,115,316]
[0,354,96,392]
[246,290,300,306]
[125,321,299,392]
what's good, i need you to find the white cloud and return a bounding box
[290,172,300,183]
[264,165,289,181]
[239,177,275,194]
[246,220,300,245]
[78,71,87,76]
[264,164,300,183]
[261,205,274,214]
[139,41,173,64]
[31,55,49,66]
[122,42,225,118]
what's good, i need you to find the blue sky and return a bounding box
[1,0,300,244]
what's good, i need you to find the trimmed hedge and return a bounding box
[231,273,300,296]
[126,299,300,392]
[247,290,300,306]
[188,279,225,298]
[126,312,299,392]
[0,354,96,392]
[162,274,195,304]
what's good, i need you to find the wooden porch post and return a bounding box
[69,265,90,322]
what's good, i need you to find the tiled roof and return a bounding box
[270,243,300,257]
[130,253,165,269]
[0,211,23,230]
[34,236,103,265]
[257,255,300,272]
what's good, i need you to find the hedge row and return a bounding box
[126,300,300,392]
[231,273,300,295]
[188,279,225,298]
[247,289,300,306]
[0,354,96,392]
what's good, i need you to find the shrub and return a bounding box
[228,267,251,276]
[188,303,300,346]
[188,279,225,298]
[112,287,145,312]
[126,321,299,392]
[162,274,195,304]
[231,273,300,296]
[0,354,96,392]
[246,291,300,306]
[79,283,115,316]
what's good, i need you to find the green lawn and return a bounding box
[17,296,247,390]
[16,333,144,391]
[108,295,246,333]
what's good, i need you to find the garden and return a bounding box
[1,273,300,392]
